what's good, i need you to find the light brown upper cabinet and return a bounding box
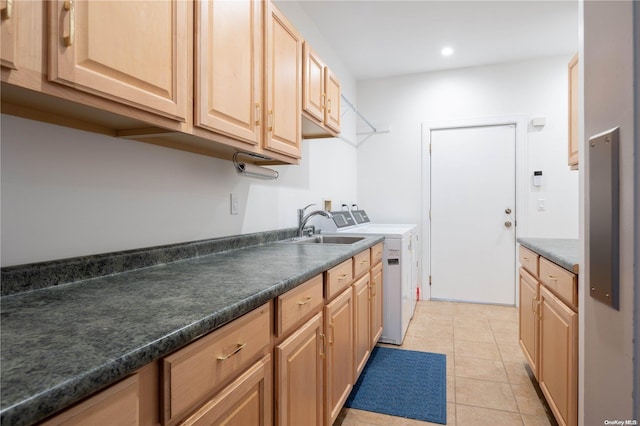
[264,1,303,159]
[48,0,189,121]
[2,0,304,165]
[568,53,579,170]
[302,42,341,138]
[196,0,262,147]
[196,0,301,159]
[324,69,340,132]
[1,0,17,69]
[302,44,326,124]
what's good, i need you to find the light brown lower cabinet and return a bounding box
[370,260,383,347]
[39,374,140,426]
[324,286,353,426]
[518,267,539,379]
[36,245,385,426]
[538,285,578,426]
[275,311,324,426]
[162,303,272,425]
[353,273,371,380]
[518,246,578,426]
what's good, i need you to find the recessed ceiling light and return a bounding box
[441,47,454,56]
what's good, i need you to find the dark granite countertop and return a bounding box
[0,233,384,426]
[517,238,579,273]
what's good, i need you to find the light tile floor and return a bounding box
[334,300,556,426]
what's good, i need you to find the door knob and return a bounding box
[504,220,512,228]
[505,208,512,214]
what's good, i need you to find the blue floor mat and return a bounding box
[345,346,447,424]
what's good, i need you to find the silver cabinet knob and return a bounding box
[505,220,513,228]
[505,208,512,214]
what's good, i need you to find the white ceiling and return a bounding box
[295,0,579,81]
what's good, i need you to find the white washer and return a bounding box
[312,210,418,345]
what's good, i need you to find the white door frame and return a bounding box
[420,115,528,304]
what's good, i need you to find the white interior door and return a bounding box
[430,125,516,304]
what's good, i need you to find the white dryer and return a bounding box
[313,210,418,345]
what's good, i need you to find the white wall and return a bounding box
[356,56,580,290]
[580,1,637,422]
[0,4,359,267]
[274,0,361,149]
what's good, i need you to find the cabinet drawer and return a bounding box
[162,303,272,424]
[41,375,139,426]
[325,259,353,300]
[276,274,324,337]
[519,246,540,276]
[353,249,371,279]
[539,257,578,311]
[371,243,383,265]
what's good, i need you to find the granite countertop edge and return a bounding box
[517,237,579,273]
[1,234,384,426]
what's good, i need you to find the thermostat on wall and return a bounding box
[533,171,543,187]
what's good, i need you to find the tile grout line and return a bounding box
[488,314,525,425]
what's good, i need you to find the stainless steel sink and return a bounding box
[290,235,365,245]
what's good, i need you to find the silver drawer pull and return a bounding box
[217,343,246,361]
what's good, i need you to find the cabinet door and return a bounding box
[196,0,262,146]
[324,287,353,426]
[264,1,302,159]
[302,43,325,123]
[353,274,371,380]
[181,355,272,426]
[48,0,188,121]
[324,68,340,133]
[568,53,579,169]
[518,268,539,379]
[370,263,383,347]
[276,312,324,426]
[539,285,578,426]
[1,0,17,69]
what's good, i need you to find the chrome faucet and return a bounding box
[297,204,333,237]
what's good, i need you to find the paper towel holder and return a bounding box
[232,151,279,180]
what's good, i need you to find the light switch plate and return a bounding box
[537,199,545,211]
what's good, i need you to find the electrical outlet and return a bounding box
[230,193,239,215]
